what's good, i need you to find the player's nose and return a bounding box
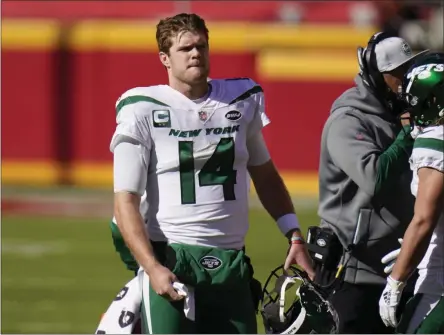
[190,47,202,58]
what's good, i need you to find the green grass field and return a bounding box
[2,206,319,334]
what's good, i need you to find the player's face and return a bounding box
[162,31,210,84]
[383,63,409,93]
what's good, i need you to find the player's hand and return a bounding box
[379,276,406,328]
[284,239,315,280]
[381,238,403,274]
[146,263,184,301]
[400,112,411,127]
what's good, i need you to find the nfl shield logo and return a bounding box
[198,111,208,122]
[401,42,412,56]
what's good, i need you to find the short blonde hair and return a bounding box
[156,13,209,54]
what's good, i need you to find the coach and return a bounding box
[313,33,429,333]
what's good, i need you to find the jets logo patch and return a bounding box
[199,256,222,270]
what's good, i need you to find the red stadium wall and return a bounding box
[1,21,62,184]
[1,20,364,194]
[2,1,373,23]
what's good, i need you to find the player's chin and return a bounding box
[186,67,208,82]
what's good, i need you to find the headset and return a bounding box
[357,32,401,111]
[357,32,394,94]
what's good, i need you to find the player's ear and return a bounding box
[159,52,170,68]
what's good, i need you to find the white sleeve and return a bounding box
[113,137,149,195]
[413,127,444,173]
[247,91,271,139]
[247,131,271,166]
[110,100,152,152]
[416,152,444,173]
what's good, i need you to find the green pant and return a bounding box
[109,221,139,273]
[141,243,257,334]
[109,222,170,275]
[398,294,444,334]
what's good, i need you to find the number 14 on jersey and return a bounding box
[178,137,237,204]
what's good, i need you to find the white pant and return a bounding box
[95,271,143,334]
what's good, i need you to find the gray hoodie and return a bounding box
[318,75,415,285]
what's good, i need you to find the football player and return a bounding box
[97,109,263,335]
[379,52,444,333]
[110,13,314,334]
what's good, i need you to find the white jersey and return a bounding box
[410,125,444,295]
[110,78,270,249]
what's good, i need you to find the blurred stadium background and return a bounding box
[1,1,443,333]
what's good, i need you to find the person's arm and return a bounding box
[379,166,443,328]
[248,153,315,278]
[111,98,181,300]
[327,110,414,196]
[248,158,297,234]
[113,139,159,273]
[247,130,314,277]
[390,167,444,282]
[246,90,299,237]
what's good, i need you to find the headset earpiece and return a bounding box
[360,32,395,99]
[357,47,371,86]
[357,47,365,72]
